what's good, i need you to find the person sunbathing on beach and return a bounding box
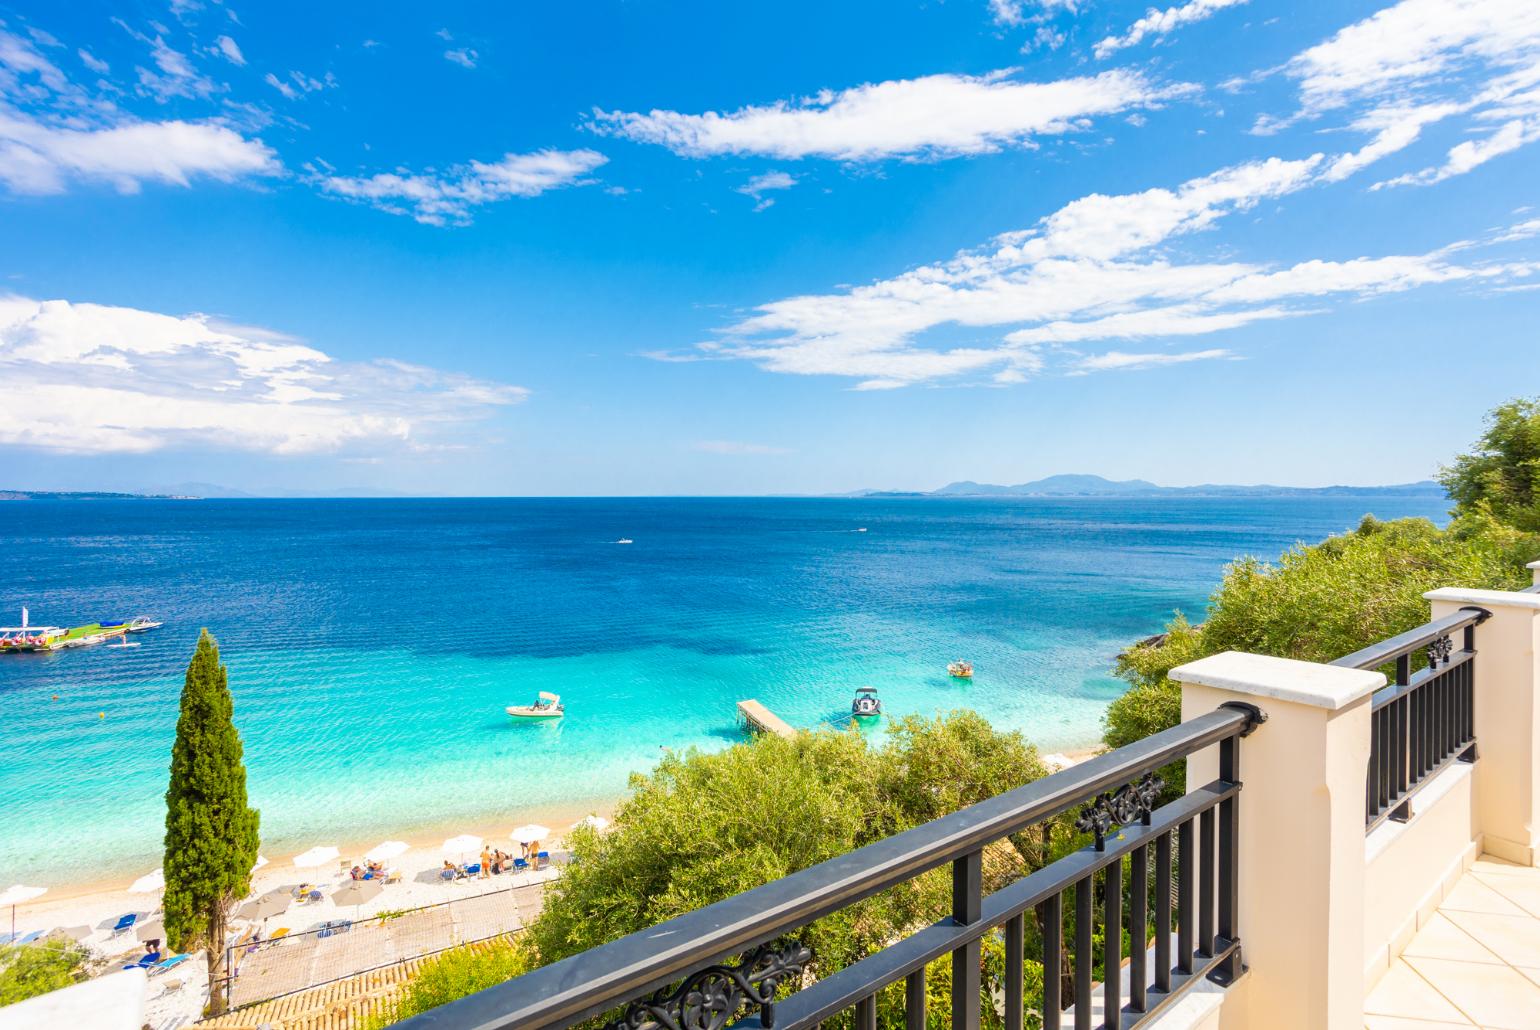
[441,860,456,881]
[349,865,363,880]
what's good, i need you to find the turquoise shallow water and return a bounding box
[0,496,1446,886]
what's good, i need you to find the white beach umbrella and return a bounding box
[135,917,165,944]
[441,834,483,863]
[574,815,610,833]
[365,840,410,864]
[236,893,289,922]
[128,869,164,894]
[510,824,550,845]
[292,845,341,869]
[0,884,46,941]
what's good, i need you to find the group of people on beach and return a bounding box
[438,841,541,881]
[346,860,387,881]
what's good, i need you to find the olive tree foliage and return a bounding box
[1104,512,1535,751]
[524,712,1058,1025]
[1440,397,1540,533]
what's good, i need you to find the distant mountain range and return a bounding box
[848,474,1448,499]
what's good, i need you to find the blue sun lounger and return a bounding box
[111,913,137,936]
[122,951,162,971]
[150,954,191,976]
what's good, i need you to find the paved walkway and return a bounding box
[1365,854,1540,1029]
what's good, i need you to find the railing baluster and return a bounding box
[1105,859,1123,1025]
[1216,732,1241,985]
[1075,876,1092,1030]
[1177,819,1194,974]
[1040,893,1062,1030]
[1005,913,1024,1030]
[1198,807,1215,957]
[952,850,982,1030]
[855,993,876,1030]
[905,968,926,1030]
[1155,833,1172,994]
[1130,844,1148,1012]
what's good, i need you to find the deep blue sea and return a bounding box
[0,495,1447,886]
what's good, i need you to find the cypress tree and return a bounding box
[162,629,260,1015]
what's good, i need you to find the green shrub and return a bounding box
[1440,397,1540,533]
[0,941,91,1007]
[367,937,534,1027]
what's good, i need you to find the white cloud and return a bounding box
[1377,115,1540,188]
[1076,348,1233,372]
[589,68,1188,161]
[736,170,796,211]
[0,108,279,195]
[692,440,792,455]
[444,48,478,69]
[990,0,1078,27]
[0,24,278,196]
[1094,0,1249,60]
[0,295,526,455]
[264,69,334,101]
[112,21,219,102]
[78,48,109,74]
[656,148,1536,389]
[213,35,245,66]
[317,148,609,225]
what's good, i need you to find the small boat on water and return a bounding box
[947,660,974,679]
[851,686,882,721]
[506,691,564,720]
[616,538,634,545]
[1,611,161,654]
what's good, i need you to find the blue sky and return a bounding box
[0,0,1536,496]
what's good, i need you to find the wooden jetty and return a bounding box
[736,699,795,739]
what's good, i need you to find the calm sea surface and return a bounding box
[0,496,1446,885]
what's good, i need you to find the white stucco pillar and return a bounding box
[1171,651,1382,1030]
[1529,560,1540,588]
[1426,586,1540,865]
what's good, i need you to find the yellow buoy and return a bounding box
[99,712,105,719]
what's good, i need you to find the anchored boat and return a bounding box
[947,660,974,679]
[0,611,161,654]
[506,691,564,720]
[851,686,882,721]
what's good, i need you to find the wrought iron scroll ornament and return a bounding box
[1075,772,1165,850]
[1427,634,1454,668]
[604,939,812,1030]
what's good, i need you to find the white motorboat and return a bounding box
[506,691,564,720]
[851,686,882,721]
[947,660,974,679]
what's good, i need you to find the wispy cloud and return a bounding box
[653,144,1537,390]
[315,148,609,226]
[989,0,1078,28]
[1075,349,1233,372]
[1094,0,1249,60]
[0,24,278,196]
[0,295,527,455]
[212,35,245,66]
[590,68,1190,161]
[444,48,478,69]
[113,19,219,102]
[264,69,335,101]
[736,170,796,211]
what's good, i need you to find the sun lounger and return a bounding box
[267,927,290,941]
[122,951,162,971]
[150,954,190,976]
[463,863,481,876]
[15,930,43,945]
[385,868,402,884]
[537,851,550,862]
[111,913,138,936]
[512,858,528,871]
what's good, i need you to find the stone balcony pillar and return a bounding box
[1171,652,1383,1030]
[1426,586,1540,865]
[1529,559,1540,587]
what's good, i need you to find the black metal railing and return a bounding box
[1333,606,1489,832]
[397,704,1266,1030]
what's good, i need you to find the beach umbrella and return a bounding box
[441,834,482,862]
[135,918,165,944]
[0,884,46,941]
[46,925,91,943]
[292,845,340,869]
[236,893,290,922]
[331,879,382,912]
[574,815,610,833]
[365,840,409,864]
[510,824,550,845]
[128,869,164,894]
